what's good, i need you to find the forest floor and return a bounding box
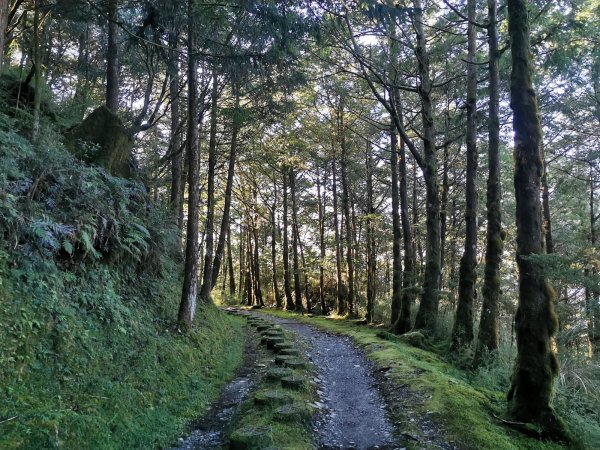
[174,307,569,450]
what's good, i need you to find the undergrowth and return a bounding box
[0,99,245,448]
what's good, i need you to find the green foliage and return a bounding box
[0,105,245,448]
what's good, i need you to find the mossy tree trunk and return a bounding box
[106,0,119,112]
[506,0,566,439]
[475,0,503,364]
[282,168,294,310]
[251,191,264,306]
[452,0,478,350]
[413,0,441,334]
[178,0,200,331]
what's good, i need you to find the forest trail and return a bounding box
[259,312,398,450]
[172,310,400,449]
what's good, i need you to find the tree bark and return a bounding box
[227,224,236,296]
[452,0,478,350]
[31,0,41,142]
[366,142,376,323]
[398,133,416,334]
[200,70,219,302]
[290,167,303,311]
[0,0,8,74]
[332,156,345,314]
[541,143,554,254]
[389,113,403,330]
[252,191,264,306]
[106,0,119,112]
[413,0,442,334]
[506,0,565,438]
[475,0,503,364]
[317,167,327,315]
[270,187,283,308]
[211,83,239,289]
[168,30,183,228]
[178,0,200,331]
[282,168,294,310]
[339,100,355,316]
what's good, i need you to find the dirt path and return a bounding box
[261,313,401,450]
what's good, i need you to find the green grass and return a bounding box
[258,309,571,450]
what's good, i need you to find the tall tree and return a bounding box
[177,0,200,331]
[200,70,219,302]
[290,167,303,310]
[282,167,295,310]
[452,0,478,349]
[475,0,503,363]
[506,0,566,439]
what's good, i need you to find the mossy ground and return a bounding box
[0,267,246,449]
[229,317,315,449]
[260,309,571,450]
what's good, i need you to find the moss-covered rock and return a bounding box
[229,425,273,450]
[274,404,311,423]
[254,390,292,406]
[281,376,306,390]
[64,105,134,178]
[266,367,293,381]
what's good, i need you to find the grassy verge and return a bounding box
[258,309,570,450]
[0,265,245,449]
[228,314,315,449]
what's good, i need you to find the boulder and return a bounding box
[64,105,134,178]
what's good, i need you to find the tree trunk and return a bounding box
[211,84,239,289]
[506,0,565,438]
[0,0,8,74]
[31,0,41,142]
[389,113,403,330]
[252,193,264,306]
[297,222,311,313]
[178,0,200,331]
[168,30,183,227]
[271,192,283,308]
[227,224,236,296]
[106,0,119,112]
[541,143,554,254]
[199,70,219,302]
[398,132,416,334]
[290,168,303,311]
[282,168,294,310]
[339,101,355,316]
[317,167,327,315]
[452,0,478,350]
[238,224,245,298]
[332,152,345,315]
[475,0,503,363]
[366,142,376,323]
[588,168,600,355]
[413,0,442,334]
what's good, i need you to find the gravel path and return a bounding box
[262,314,400,450]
